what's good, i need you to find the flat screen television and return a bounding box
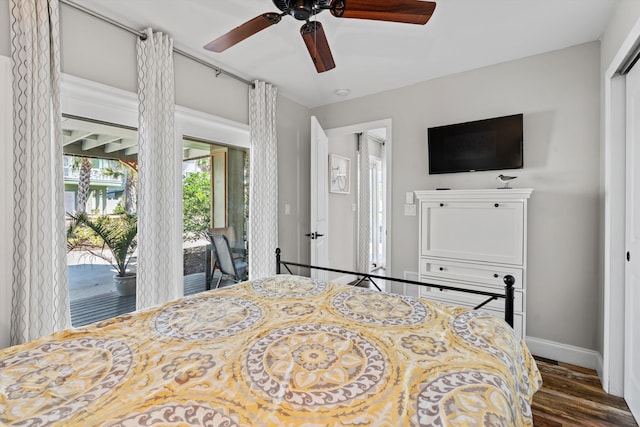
[428,114,523,174]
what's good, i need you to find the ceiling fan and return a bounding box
[203,0,436,73]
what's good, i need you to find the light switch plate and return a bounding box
[405,191,414,204]
[404,204,417,216]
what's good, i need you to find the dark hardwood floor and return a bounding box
[70,272,223,327]
[532,356,638,426]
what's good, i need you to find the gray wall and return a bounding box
[601,0,640,72]
[313,42,601,350]
[0,0,8,56]
[328,133,358,278]
[59,3,249,124]
[326,134,384,280]
[276,95,311,268]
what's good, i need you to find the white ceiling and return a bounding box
[71,0,618,108]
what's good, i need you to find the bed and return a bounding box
[0,274,541,426]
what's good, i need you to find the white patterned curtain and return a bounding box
[136,28,181,309]
[357,132,370,274]
[9,0,70,344]
[248,81,278,279]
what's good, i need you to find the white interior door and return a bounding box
[310,116,329,281]
[625,61,640,421]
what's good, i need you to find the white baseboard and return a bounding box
[525,336,601,371]
[595,351,604,385]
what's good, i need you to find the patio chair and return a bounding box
[207,231,247,289]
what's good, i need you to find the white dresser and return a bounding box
[414,189,533,339]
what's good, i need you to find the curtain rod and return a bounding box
[59,0,253,87]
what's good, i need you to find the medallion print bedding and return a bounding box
[0,275,541,426]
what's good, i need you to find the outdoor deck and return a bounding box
[70,272,231,327]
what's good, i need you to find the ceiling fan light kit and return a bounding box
[204,0,436,72]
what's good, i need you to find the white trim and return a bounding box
[61,74,138,128]
[326,119,393,275]
[414,188,533,201]
[175,105,249,148]
[602,16,640,397]
[61,74,251,149]
[526,336,602,371]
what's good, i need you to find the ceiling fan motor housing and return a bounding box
[273,0,329,21]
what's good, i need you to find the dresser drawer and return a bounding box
[420,258,524,290]
[418,279,524,313]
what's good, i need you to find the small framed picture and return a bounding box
[329,154,350,194]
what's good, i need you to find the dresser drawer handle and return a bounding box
[494,203,500,208]
[439,267,444,271]
[439,203,444,207]
[493,273,499,278]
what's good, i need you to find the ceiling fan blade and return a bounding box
[204,12,281,52]
[301,21,336,73]
[330,0,436,25]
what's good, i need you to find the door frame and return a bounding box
[326,119,393,276]
[603,18,640,396]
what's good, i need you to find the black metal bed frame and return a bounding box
[275,248,516,327]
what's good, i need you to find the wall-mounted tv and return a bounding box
[428,113,523,174]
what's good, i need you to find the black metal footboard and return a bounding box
[275,248,516,328]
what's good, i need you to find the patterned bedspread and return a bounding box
[0,275,541,426]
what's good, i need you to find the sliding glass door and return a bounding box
[63,116,139,327]
[182,137,249,293]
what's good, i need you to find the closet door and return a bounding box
[625,59,640,421]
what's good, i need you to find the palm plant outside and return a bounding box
[103,164,137,214]
[73,157,93,213]
[69,212,138,277]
